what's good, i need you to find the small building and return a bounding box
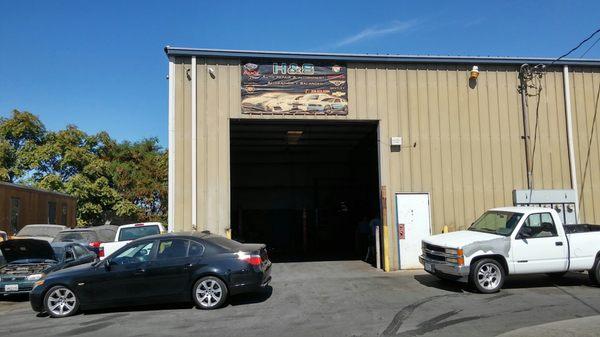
[0,182,77,234]
[164,47,600,271]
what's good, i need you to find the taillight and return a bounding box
[238,252,262,266]
[89,241,101,248]
[99,247,105,258]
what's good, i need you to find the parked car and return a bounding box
[99,222,165,259]
[0,239,96,296]
[30,232,271,317]
[420,206,600,293]
[53,225,118,257]
[13,224,68,242]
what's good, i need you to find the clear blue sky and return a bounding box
[1,0,599,147]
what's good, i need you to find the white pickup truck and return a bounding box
[99,222,165,259]
[420,206,600,293]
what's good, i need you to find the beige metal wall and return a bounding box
[570,68,600,224]
[171,56,600,270]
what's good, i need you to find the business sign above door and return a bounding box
[241,62,347,115]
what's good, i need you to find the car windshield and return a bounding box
[118,226,160,241]
[468,211,523,236]
[17,226,63,238]
[54,231,98,243]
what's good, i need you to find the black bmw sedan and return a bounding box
[29,232,271,317]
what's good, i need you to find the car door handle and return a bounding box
[183,263,193,270]
[555,241,564,246]
[134,268,146,275]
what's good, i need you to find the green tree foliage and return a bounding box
[0,110,167,226]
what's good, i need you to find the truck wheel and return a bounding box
[193,276,228,310]
[470,258,505,293]
[590,258,600,286]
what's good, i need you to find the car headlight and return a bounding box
[445,248,458,255]
[446,257,458,263]
[32,279,45,289]
[27,273,44,281]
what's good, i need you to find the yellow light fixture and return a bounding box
[470,66,480,80]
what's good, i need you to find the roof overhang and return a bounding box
[164,46,600,67]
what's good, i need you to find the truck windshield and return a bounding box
[468,211,523,236]
[118,226,160,241]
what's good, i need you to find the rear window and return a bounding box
[205,236,243,250]
[54,231,98,243]
[17,226,64,238]
[118,226,160,241]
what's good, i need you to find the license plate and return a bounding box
[424,263,434,272]
[4,284,18,292]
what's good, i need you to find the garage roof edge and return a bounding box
[164,46,600,67]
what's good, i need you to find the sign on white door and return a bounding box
[396,193,431,269]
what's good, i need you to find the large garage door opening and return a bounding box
[230,120,380,263]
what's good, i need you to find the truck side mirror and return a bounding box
[104,259,112,271]
[517,227,533,240]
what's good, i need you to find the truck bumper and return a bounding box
[419,255,470,282]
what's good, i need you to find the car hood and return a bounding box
[0,239,56,263]
[46,262,96,279]
[12,236,54,243]
[423,230,503,249]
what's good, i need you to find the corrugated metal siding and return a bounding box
[172,56,599,270]
[570,68,600,223]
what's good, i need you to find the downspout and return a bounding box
[191,56,197,230]
[563,65,580,223]
[168,58,175,232]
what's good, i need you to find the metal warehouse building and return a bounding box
[164,47,600,271]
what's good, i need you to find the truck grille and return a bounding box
[422,243,448,262]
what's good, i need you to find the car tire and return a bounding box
[43,286,80,318]
[193,276,228,310]
[470,258,505,293]
[589,258,600,286]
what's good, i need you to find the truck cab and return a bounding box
[420,206,600,293]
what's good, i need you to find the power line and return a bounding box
[580,35,600,58]
[550,28,600,65]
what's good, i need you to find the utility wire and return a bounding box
[580,35,600,58]
[550,28,600,66]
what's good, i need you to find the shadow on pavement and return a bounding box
[0,293,29,302]
[229,285,273,306]
[503,272,596,289]
[414,272,597,292]
[413,274,467,293]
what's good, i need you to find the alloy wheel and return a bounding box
[477,263,501,290]
[196,279,223,308]
[47,287,77,316]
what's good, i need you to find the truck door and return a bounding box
[512,212,568,273]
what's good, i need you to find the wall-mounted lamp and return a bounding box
[208,67,216,79]
[470,66,480,80]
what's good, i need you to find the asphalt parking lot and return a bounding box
[1,261,599,337]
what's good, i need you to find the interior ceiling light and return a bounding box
[286,130,303,145]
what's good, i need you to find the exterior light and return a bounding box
[470,66,480,80]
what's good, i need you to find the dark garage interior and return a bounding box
[230,120,380,262]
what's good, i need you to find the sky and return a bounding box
[1,0,600,147]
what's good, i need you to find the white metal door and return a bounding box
[396,193,431,269]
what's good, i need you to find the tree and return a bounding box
[0,110,46,182]
[0,110,167,226]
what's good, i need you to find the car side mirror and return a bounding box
[104,260,112,271]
